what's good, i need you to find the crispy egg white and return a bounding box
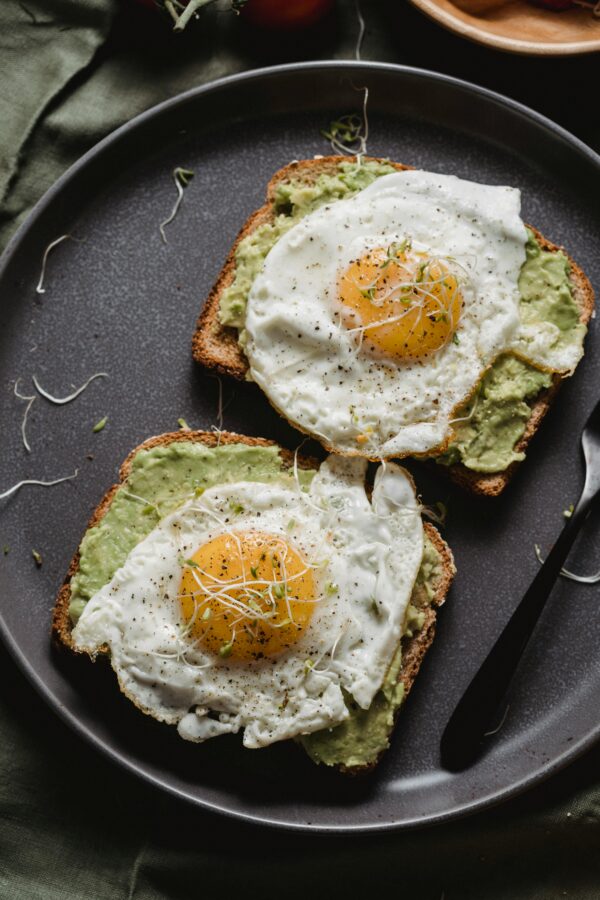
[72,456,423,748]
[244,169,579,459]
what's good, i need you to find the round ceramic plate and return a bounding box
[410,0,600,56]
[0,62,599,832]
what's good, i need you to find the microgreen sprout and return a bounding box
[0,470,78,502]
[208,373,225,432]
[219,640,233,659]
[423,501,447,527]
[165,0,247,31]
[322,87,369,159]
[564,504,574,519]
[159,167,194,243]
[32,372,108,405]
[380,237,412,270]
[36,234,70,294]
[354,0,365,60]
[229,500,245,515]
[534,543,600,584]
[92,416,107,433]
[31,549,42,567]
[178,418,191,431]
[13,380,36,452]
[452,332,460,345]
[250,565,258,578]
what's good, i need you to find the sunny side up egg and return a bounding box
[244,170,583,459]
[72,456,423,748]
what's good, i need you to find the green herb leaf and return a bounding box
[452,332,460,345]
[178,417,191,431]
[219,641,233,659]
[174,167,194,187]
[32,549,42,567]
[250,565,258,579]
[564,504,574,519]
[92,416,107,433]
[184,558,200,568]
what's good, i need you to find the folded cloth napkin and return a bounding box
[0,2,598,897]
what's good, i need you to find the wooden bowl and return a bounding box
[409,0,600,55]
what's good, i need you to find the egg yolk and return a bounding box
[338,244,463,360]
[179,531,316,662]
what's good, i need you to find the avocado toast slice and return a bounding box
[191,157,595,497]
[53,430,455,773]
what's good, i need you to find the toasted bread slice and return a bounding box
[52,430,454,771]
[191,157,595,497]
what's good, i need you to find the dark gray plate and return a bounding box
[0,62,599,833]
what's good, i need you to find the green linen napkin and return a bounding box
[0,1,599,897]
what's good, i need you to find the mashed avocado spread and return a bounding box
[219,161,584,474]
[70,440,441,770]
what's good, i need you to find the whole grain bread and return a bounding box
[52,430,455,772]
[191,157,595,497]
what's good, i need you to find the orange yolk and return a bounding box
[179,531,315,662]
[338,245,463,360]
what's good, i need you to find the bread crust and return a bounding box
[191,157,595,497]
[52,431,455,774]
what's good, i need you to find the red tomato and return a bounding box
[240,0,335,29]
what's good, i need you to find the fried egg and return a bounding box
[244,169,581,459]
[72,456,423,748]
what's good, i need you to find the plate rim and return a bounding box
[408,0,600,56]
[1,60,599,833]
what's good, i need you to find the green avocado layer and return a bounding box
[437,234,583,473]
[219,161,584,474]
[69,440,441,770]
[300,537,441,770]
